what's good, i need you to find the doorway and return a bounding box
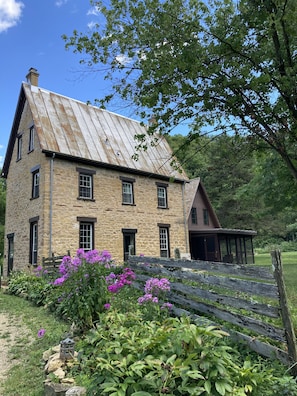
[122,229,137,261]
[7,233,14,275]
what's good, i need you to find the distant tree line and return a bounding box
[167,134,297,249]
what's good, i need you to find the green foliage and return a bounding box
[7,270,52,306]
[47,261,113,330]
[64,0,297,184]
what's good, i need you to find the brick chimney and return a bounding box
[26,67,39,86]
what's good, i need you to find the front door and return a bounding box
[7,233,14,275]
[122,230,136,261]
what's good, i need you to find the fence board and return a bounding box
[128,253,296,370]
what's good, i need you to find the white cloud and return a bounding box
[87,6,100,16]
[55,0,68,7]
[87,21,97,30]
[0,0,24,33]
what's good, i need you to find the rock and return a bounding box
[53,367,66,380]
[45,353,64,373]
[44,382,71,396]
[66,386,87,395]
[61,378,75,384]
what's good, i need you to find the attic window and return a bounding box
[203,209,209,225]
[28,126,35,152]
[191,207,197,224]
[17,134,22,161]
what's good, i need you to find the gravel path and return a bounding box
[0,312,32,394]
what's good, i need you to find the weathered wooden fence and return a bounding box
[42,251,70,274]
[128,250,297,375]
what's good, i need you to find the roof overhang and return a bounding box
[43,150,188,184]
[189,228,257,236]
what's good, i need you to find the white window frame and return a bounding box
[17,135,22,160]
[122,181,134,204]
[159,227,170,258]
[28,126,35,152]
[32,170,40,199]
[157,186,167,208]
[79,173,93,199]
[79,222,94,251]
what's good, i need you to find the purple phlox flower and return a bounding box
[138,293,158,305]
[108,283,121,293]
[100,250,112,262]
[144,278,170,295]
[34,265,43,277]
[84,273,89,278]
[105,273,117,284]
[139,253,144,257]
[53,276,66,286]
[85,249,101,264]
[43,269,48,274]
[104,303,111,310]
[37,328,46,338]
[76,248,86,259]
[161,302,173,310]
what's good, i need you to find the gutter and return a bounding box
[49,152,55,256]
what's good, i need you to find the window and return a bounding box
[158,224,170,258]
[31,167,40,199]
[76,168,96,200]
[156,182,168,208]
[29,217,39,265]
[203,209,209,225]
[191,207,198,224]
[120,176,135,205]
[77,217,97,251]
[28,126,35,152]
[79,174,93,199]
[17,135,22,160]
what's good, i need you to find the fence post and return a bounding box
[271,250,297,375]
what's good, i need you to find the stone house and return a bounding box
[1,69,255,275]
[1,68,191,273]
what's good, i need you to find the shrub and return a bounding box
[7,270,51,306]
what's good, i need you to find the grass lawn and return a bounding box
[0,291,69,396]
[255,251,297,325]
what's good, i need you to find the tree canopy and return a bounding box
[64,0,297,182]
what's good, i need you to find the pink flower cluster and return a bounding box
[138,293,159,305]
[138,277,173,311]
[144,278,171,295]
[53,249,112,286]
[107,268,136,293]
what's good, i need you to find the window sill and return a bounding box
[157,206,169,210]
[122,203,136,206]
[77,197,96,202]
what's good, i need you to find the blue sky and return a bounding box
[0,0,131,168]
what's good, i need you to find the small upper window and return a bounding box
[17,135,22,161]
[191,207,197,224]
[76,168,96,200]
[203,209,209,225]
[32,169,40,199]
[79,174,93,199]
[156,182,168,208]
[120,176,135,205]
[28,126,35,152]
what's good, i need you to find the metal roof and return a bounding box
[22,83,188,181]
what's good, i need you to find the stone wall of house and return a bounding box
[46,158,189,263]
[4,102,48,273]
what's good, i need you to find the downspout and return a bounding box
[182,181,189,254]
[49,153,55,256]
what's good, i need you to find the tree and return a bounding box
[64,0,297,184]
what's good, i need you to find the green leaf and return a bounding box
[131,392,153,396]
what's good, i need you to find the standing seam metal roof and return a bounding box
[23,83,189,181]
